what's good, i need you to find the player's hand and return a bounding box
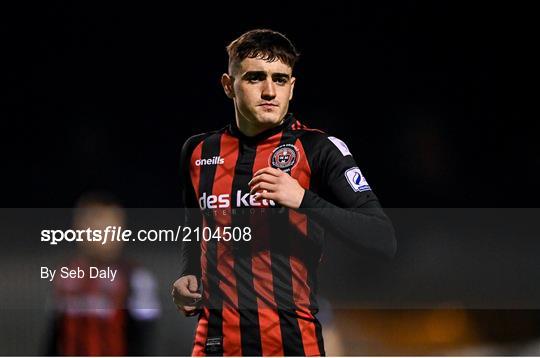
[172,275,202,316]
[248,167,305,209]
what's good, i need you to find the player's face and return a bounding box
[226,57,295,131]
[74,205,125,262]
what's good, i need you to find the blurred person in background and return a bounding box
[45,192,161,355]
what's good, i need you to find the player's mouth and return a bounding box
[258,103,279,111]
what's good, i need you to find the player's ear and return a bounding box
[221,73,235,99]
[289,76,296,101]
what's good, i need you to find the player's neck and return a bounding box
[235,115,284,137]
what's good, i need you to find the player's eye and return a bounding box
[245,73,266,83]
[273,76,289,85]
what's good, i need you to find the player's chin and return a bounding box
[254,112,283,125]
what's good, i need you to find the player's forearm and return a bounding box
[179,242,201,277]
[299,189,397,258]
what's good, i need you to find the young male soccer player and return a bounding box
[172,29,396,356]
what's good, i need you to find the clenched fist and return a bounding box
[172,275,202,316]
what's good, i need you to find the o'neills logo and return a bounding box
[195,156,224,166]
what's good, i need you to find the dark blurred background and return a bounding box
[3,1,537,207]
[2,0,540,356]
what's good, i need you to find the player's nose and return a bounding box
[261,78,276,100]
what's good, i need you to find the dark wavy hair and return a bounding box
[226,29,300,73]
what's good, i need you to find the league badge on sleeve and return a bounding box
[269,144,299,173]
[345,167,371,192]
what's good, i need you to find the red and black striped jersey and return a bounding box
[179,113,396,356]
[47,258,160,355]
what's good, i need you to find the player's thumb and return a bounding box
[188,276,199,294]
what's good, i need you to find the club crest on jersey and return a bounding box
[269,144,299,172]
